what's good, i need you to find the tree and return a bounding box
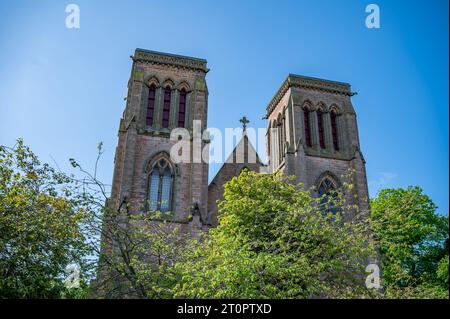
[371,187,449,298]
[90,210,193,299]
[175,170,377,299]
[0,139,92,298]
[68,145,190,299]
[0,139,188,299]
[4,140,447,299]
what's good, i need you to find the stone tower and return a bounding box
[265,74,369,212]
[95,52,371,297]
[109,49,210,227]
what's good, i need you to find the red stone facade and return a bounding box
[265,75,370,213]
[97,50,371,297]
[110,49,210,230]
[110,50,369,236]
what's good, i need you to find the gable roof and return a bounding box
[223,133,264,166]
[209,132,266,187]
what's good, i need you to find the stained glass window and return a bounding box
[160,167,172,212]
[318,178,338,214]
[147,157,173,212]
[146,85,156,126]
[303,108,312,147]
[148,170,159,210]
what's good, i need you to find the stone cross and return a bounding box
[239,116,250,131]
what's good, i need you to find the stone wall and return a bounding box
[265,74,369,212]
[110,49,209,222]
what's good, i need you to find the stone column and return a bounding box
[350,150,370,213]
[341,113,354,152]
[309,110,318,151]
[336,113,345,152]
[169,89,179,129]
[295,141,307,186]
[153,87,163,130]
[190,78,209,221]
[186,92,193,131]
[323,111,333,151]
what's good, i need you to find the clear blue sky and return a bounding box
[0,0,448,215]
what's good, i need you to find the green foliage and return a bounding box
[371,186,449,298]
[175,170,377,298]
[64,146,192,299]
[2,140,447,299]
[437,255,449,287]
[98,213,193,298]
[0,139,93,298]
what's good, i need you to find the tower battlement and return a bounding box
[133,48,209,73]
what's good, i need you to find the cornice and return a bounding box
[265,74,356,118]
[133,49,209,73]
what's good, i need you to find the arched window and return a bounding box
[178,89,187,128]
[318,177,338,214]
[317,109,325,149]
[162,86,172,128]
[303,107,312,147]
[148,157,174,212]
[281,112,286,159]
[146,85,156,126]
[330,110,339,151]
[277,113,283,163]
[271,120,278,168]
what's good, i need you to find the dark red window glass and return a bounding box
[280,115,286,159]
[162,86,171,128]
[146,85,156,126]
[178,89,186,127]
[317,110,325,149]
[303,108,312,147]
[330,111,339,151]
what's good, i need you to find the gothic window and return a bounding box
[317,109,326,149]
[148,170,159,210]
[277,113,284,163]
[281,112,286,159]
[148,157,174,212]
[146,84,156,126]
[318,177,339,214]
[303,107,312,147]
[330,110,339,151]
[271,120,278,168]
[162,86,172,128]
[178,89,187,128]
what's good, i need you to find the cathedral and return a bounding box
[109,48,369,235]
